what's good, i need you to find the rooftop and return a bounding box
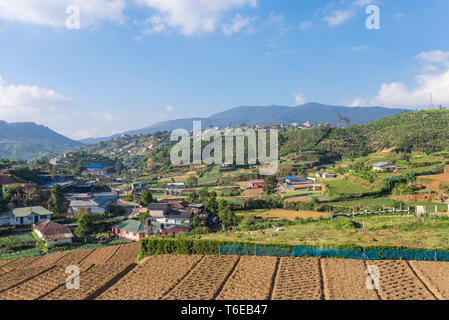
[0,206,54,219]
[113,219,145,234]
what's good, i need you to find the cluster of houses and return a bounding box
[66,191,117,214]
[0,206,73,246]
[111,200,208,241]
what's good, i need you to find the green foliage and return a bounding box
[392,183,414,196]
[263,175,277,195]
[186,175,199,187]
[74,210,94,241]
[140,190,154,206]
[47,184,64,214]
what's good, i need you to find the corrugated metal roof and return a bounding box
[113,220,145,234]
[0,206,54,218]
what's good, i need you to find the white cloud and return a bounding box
[142,15,167,34]
[0,0,126,27]
[323,9,354,27]
[351,45,370,52]
[348,51,449,108]
[136,0,257,35]
[222,14,256,35]
[299,20,312,31]
[417,50,449,65]
[0,74,71,122]
[294,92,306,105]
[322,0,375,27]
[165,105,174,112]
[90,112,120,122]
[61,127,120,140]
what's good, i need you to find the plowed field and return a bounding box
[1,244,448,300]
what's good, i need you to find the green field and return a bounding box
[325,179,372,195]
[196,215,449,250]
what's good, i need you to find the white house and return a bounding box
[372,162,404,173]
[0,206,53,227]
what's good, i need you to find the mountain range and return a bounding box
[80,103,410,144]
[0,121,83,161]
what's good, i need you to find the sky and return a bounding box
[0,0,448,140]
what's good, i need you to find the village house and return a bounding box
[112,220,146,241]
[372,162,404,173]
[315,172,337,179]
[68,192,117,214]
[34,220,73,246]
[131,182,149,192]
[86,163,108,177]
[148,201,207,224]
[146,221,193,236]
[283,176,316,185]
[165,183,185,196]
[248,180,265,189]
[0,206,53,227]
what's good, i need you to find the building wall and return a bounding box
[112,227,144,241]
[45,237,72,246]
[0,215,50,227]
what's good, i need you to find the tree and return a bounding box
[263,175,278,195]
[218,207,237,231]
[138,211,149,223]
[140,190,154,206]
[74,211,94,243]
[48,184,64,214]
[186,175,199,187]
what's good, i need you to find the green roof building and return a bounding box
[112,219,146,241]
[0,206,54,226]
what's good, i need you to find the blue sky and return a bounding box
[0,0,448,139]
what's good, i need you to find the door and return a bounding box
[34,216,39,223]
[19,217,24,224]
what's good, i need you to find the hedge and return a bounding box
[138,238,449,261]
[138,238,293,260]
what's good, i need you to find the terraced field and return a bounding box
[1,243,449,300]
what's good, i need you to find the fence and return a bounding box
[218,244,449,262]
[290,246,449,262]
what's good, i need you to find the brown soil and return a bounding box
[79,245,121,266]
[375,260,435,300]
[2,244,449,300]
[107,243,139,265]
[0,267,68,300]
[164,255,239,300]
[271,257,323,300]
[98,255,203,300]
[321,258,379,300]
[42,264,134,300]
[216,256,278,300]
[259,209,329,221]
[408,260,449,299]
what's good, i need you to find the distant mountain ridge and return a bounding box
[81,103,409,143]
[0,121,83,161]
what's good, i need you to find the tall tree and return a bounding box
[74,210,93,243]
[47,184,64,214]
[141,190,154,206]
[263,175,278,195]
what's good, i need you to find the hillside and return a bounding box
[0,121,83,161]
[81,103,409,143]
[281,109,449,159]
[79,109,449,175]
